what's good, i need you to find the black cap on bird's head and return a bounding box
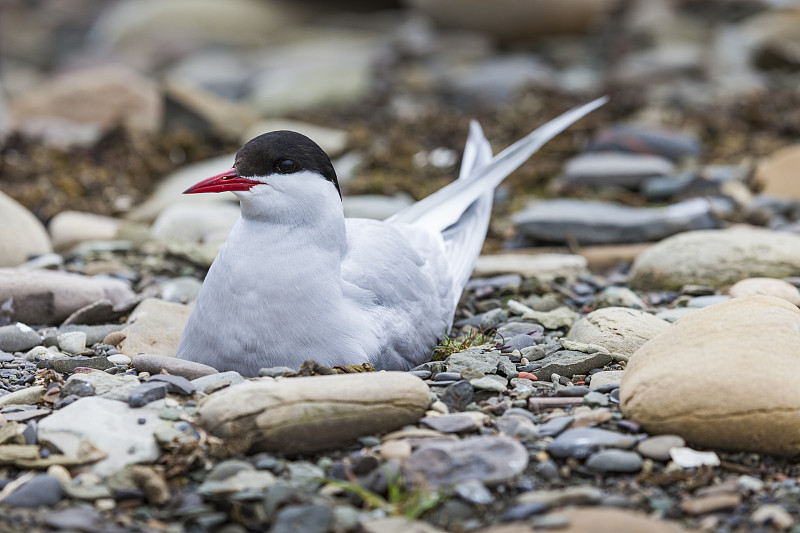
[183,130,341,198]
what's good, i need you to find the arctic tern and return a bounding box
[176,98,606,376]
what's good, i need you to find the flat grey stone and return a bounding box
[405,436,528,487]
[446,350,502,375]
[563,151,674,189]
[191,370,244,394]
[636,435,686,462]
[421,414,481,434]
[50,355,114,374]
[585,449,643,473]
[133,353,218,380]
[512,198,724,246]
[0,323,41,352]
[533,350,612,380]
[549,427,637,459]
[0,474,63,507]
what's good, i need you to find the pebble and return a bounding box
[405,436,528,487]
[669,447,720,468]
[532,350,612,381]
[191,370,244,393]
[44,508,103,530]
[271,503,333,533]
[469,374,508,392]
[538,416,574,437]
[750,503,795,529]
[133,353,218,380]
[107,353,132,365]
[147,374,196,395]
[129,382,170,407]
[549,427,637,459]
[680,493,741,515]
[585,449,643,473]
[636,435,685,462]
[440,380,474,412]
[57,331,87,354]
[728,276,800,306]
[0,473,64,507]
[567,307,669,357]
[421,414,482,433]
[50,355,114,374]
[0,323,42,352]
[118,298,192,358]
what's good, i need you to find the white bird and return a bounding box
[176,98,606,376]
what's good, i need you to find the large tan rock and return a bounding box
[483,507,688,533]
[620,295,800,456]
[754,144,800,200]
[567,307,669,356]
[48,211,121,251]
[0,191,52,267]
[630,228,800,290]
[118,298,191,357]
[0,269,134,325]
[728,277,800,306]
[199,372,430,454]
[10,64,162,133]
[406,0,617,41]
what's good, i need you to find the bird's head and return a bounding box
[184,130,341,220]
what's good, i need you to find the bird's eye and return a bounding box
[276,159,297,174]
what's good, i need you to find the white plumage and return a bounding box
[177,98,606,376]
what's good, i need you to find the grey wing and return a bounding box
[340,218,454,370]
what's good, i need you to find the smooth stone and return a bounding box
[57,331,86,354]
[151,202,240,244]
[686,295,730,308]
[487,507,690,533]
[128,382,169,407]
[754,144,800,201]
[446,349,502,375]
[517,486,603,509]
[593,286,646,310]
[455,479,494,505]
[10,64,161,133]
[630,228,800,290]
[567,307,669,356]
[0,269,134,325]
[361,517,447,533]
[0,386,44,408]
[636,435,686,462]
[751,504,795,529]
[107,354,131,365]
[44,508,103,530]
[0,323,41,352]
[511,198,722,246]
[191,371,244,393]
[473,254,587,280]
[118,298,191,358]
[406,0,617,40]
[197,469,276,496]
[469,374,508,393]
[680,493,740,515]
[589,370,625,390]
[147,374,195,395]
[50,355,114,374]
[404,436,528,487]
[247,33,376,115]
[669,447,720,468]
[199,373,430,454]
[532,350,612,381]
[621,296,800,455]
[0,474,64,507]
[521,306,577,330]
[58,324,125,345]
[271,503,333,533]
[585,449,643,473]
[133,353,218,380]
[563,152,674,190]
[495,415,539,440]
[421,414,482,433]
[0,191,52,267]
[61,372,140,401]
[48,211,120,251]
[549,427,636,459]
[587,125,702,161]
[729,277,800,306]
[440,380,474,412]
[538,416,574,437]
[38,396,163,476]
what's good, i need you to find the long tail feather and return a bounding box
[386,97,608,231]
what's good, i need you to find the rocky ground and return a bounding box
[3,0,800,532]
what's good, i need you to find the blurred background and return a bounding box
[2,0,800,268]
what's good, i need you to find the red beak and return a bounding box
[183,168,259,194]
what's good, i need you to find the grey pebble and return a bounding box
[191,371,245,394]
[0,474,64,507]
[502,501,547,521]
[538,416,574,438]
[148,374,195,395]
[455,479,493,505]
[421,414,481,433]
[585,449,643,473]
[549,427,636,459]
[441,380,473,412]
[636,434,686,462]
[408,370,431,379]
[434,371,462,381]
[258,366,296,378]
[555,385,590,397]
[50,355,114,374]
[583,391,610,407]
[0,324,41,352]
[533,350,612,380]
[129,381,169,407]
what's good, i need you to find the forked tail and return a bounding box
[386,97,608,306]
